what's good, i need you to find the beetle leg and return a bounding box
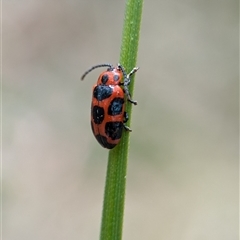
[123,112,132,131]
[124,124,132,132]
[117,64,139,105]
[123,111,129,123]
[123,86,137,105]
[126,67,139,83]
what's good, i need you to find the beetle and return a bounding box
[81,63,139,149]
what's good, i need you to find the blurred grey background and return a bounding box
[3,1,238,239]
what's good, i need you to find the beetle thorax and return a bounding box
[97,68,123,86]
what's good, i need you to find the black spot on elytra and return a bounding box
[92,105,104,124]
[95,134,116,149]
[93,85,112,101]
[105,122,123,140]
[108,98,124,116]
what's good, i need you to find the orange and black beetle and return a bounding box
[81,63,138,149]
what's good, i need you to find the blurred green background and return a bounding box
[3,1,238,239]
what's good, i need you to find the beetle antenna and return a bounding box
[81,64,113,80]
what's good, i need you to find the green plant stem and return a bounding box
[100,0,143,240]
